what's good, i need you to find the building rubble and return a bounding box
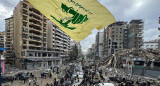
[98,48,160,68]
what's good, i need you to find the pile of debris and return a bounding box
[98,48,160,67]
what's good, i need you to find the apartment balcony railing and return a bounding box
[29,44,42,47]
[138,35,143,38]
[30,17,42,23]
[22,6,28,11]
[29,38,42,43]
[29,8,42,17]
[29,33,42,38]
[30,27,41,33]
[30,22,41,27]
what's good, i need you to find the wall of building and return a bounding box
[95,32,104,59]
[5,16,14,62]
[0,32,5,48]
[104,22,127,57]
[142,42,158,49]
[128,20,144,49]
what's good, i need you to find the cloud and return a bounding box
[80,29,99,54]
[80,0,160,54]
[0,0,159,54]
[0,0,19,31]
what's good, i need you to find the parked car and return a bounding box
[15,72,29,80]
[43,69,51,74]
[65,80,72,86]
[78,74,84,79]
[1,76,10,83]
[72,72,77,78]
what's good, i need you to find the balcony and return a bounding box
[23,18,28,23]
[29,8,42,17]
[138,35,143,38]
[30,16,42,23]
[29,44,42,47]
[30,27,41,33]
[30,22,41,27]
[22,10,28,16]
[29,38,42,43]
[22,1,28,6]
[23,7,28,11]
[139,31,144,34]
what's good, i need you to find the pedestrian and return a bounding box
[77,76,79,82]
[50,73,52,78]
[24,78,26,84]
[10,76,14,83]
[36,82,39,86]
[30,73,32,78]
[29,79,32,86]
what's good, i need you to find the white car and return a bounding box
[94,83,114,86]
[78,74,83,79]
[72,72,77,78]
[77,71,83,75]
[43,69,51,74]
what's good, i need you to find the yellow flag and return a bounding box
[28,0,115,41]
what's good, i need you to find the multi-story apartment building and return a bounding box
[13,1,63,69]
[47,20,70,57]
[142,41,158,49]
[128,20,144,49]
[103,28,108,58]
[95,32,104,59]
[5,16,14,63]
[70,40,82,56]
[87,44,95,55]
[104,22,127,57]
[91,44,95,53]
[0,31,5,48]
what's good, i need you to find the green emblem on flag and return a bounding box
[50,3,88,30]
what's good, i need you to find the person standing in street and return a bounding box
[29,79,32,86]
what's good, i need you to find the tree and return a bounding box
[69,44,78,61]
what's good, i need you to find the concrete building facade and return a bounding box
[13,1,63,69]
[0,31,5,48]
[47,21,71,57]
[128,20,144,49]
[5,16,14,63]
[70,40,82,57]
[142,41,158,49]
[95,32,104,59]
[104,22,127,57]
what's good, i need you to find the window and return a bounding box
[29,53,33,57]
[23,27,28,32]
[21,51,25,56]
[48,54,52,57]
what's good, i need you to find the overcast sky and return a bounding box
[0,0,160,54]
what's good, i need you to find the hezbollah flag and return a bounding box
[28,0,115,41]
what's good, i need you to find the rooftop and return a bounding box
[130,19,143,24]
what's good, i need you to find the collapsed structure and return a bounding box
[98,48,160,68]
